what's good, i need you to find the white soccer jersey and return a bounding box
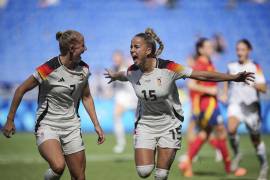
[126,58,192,131]
[227,60,266,104]
[32,56,90,132]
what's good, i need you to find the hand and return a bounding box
[234,71,255,85]
[104,69,117,84]
[2,120,16,138]
[95,125,105,145]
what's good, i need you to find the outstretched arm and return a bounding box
[104,69,128,84]
[189,70,254,84]
[3,75,39,138]
[82,81,105,144]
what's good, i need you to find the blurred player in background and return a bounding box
[223,39,268,180]
[2,30,105,180]
[111,50,137,153]
[105,28,254,180]
[181,38,223,164]
[179,38,245,177]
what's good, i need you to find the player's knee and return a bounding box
[72,174,85,180]
[136,164,154,178]
[198,131,207,141]
[51,161,65,175]
[250,134,261,146]
[155,168,169,180]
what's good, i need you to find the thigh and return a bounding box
[65,150,86,179]
[135,148,155,166]
[61,128,85,155]
[38,139,65,171]
[214,124,227,140]
[228,116,240,133]
[156,147,177,170]
[227,104,242,133]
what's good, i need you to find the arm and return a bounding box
[3,75,39,138]
[188,79,217,95]
[219,81,229,103]
[104,69,128,83]
[189,70,254,84]
[82,81,105,144]
[254,83,267,93]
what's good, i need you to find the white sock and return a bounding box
[256,141,268,168]
[44,168,60,180]
[114,117,126,147]
[155,168,169,180]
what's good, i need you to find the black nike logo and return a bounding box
[58,77,65,82]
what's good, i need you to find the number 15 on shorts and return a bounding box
[169,127,181,140]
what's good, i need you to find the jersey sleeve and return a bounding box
[33,63,54,83]
[166,61,193,80]
[126,64,139,82]
[254,63,266,84]
[32,71,42,83]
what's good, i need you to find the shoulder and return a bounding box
[36,56,61,79]
[79,60,89,69]
[157,58,183,71]
[227,61,238,68]
[127,64,139,72]
[251,61,263,72]
[157,58,174,69]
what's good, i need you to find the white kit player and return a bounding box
[104,28,254,180]
[223,39,268,180]
[3,30,105,180]
[111,50,137,153]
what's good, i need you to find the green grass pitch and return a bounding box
[0,133,269,180]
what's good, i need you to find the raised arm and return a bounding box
[3,75,39,138]
[189,70,254,84]
[104,69,128,84]
[81,81,105,144]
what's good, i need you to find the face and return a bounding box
[199,40,214,57]
[70,36,87,64]
[236,42,250,63]
[130,36,151,66]
[113,52,124,66]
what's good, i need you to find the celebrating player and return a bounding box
[224,39,268,180]
[104,28,254,180]
[2,30,105,180]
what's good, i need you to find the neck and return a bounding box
[59,54,76,69]
[140,57,156,73]
[239,58,249,64]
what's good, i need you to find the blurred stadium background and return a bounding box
[0,0,270,179]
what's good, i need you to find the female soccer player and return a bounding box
[178,38,233,177]
[2,30,105,180]
[224,39,268,180]
[104,28,254,180]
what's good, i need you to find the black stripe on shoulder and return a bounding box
[157,58,173,69]
[45,56,61,70]
[128,64,139,71]
[79,60,89,69]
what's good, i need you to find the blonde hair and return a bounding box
[135,28,164,57]
[56,30,82,55]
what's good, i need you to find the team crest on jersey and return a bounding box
[157,78,162,86]
[79,73,85,81]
